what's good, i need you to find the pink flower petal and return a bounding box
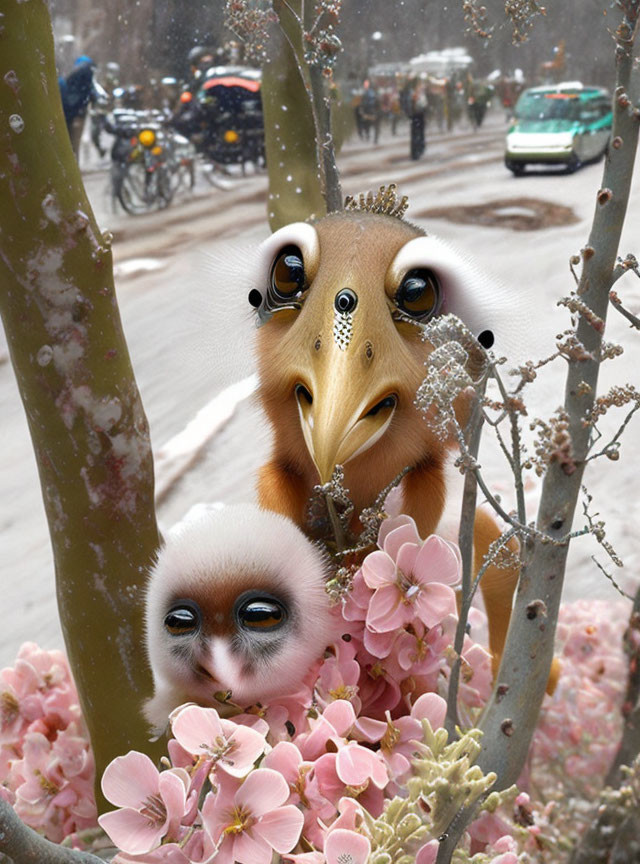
[354,716,386,743]
[98,807,165,855]
[255,804,304,853]
[332,797,365,832]
[101,752,159,809]
[414,583,457,628]
[363,626,397,659]
[414,535,461,586]
[282,853,324,863]
[322,699,356,737]
[396,542,419,576]
[282,852,324,863]
[218,722,267,777]
[411,693,447,730]
[361,551,396,589]
[235,768,289,818]
[366,585,403,632]
[336,744,387,788]
[263,741,303,784]
[231,827,273,864]
[171,705,223,755]
[158,770,188,838]
[377,514,417,550]
[416,839,439,864]
[200,773,242,842]
[325,829,371,864]
[381,521,421,561]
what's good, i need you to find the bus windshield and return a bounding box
[515,92,582,122]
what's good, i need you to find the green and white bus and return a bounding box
[505,81,612,175]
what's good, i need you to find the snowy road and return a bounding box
[2,112,640,666]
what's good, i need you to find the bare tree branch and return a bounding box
[437,2,640,859]
[446,382,487,734]
[610,290,640,329]
[0,800,105,864]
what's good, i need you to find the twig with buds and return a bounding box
[437,0,640,860]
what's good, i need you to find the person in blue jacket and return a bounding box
[59,55,104,158]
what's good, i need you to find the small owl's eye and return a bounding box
[395,269,441,320]
[270,245,306,301]
[164,602,201,636]
[235,596,288,630]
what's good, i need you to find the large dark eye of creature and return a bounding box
[394,268,441,321]
[235,593,288,631]
[270,245,306,302]
[164,601,201,636]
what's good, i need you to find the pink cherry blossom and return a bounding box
[324,828,371,864]
[335,742,388,789]
[202,767,303,864]
[296,700,356,761]
[342,568,372,624]
[99,751,190,855]
[10,520,627,864]
[362,533,460,633]
[458,639,493,709]
[263,739,330,834]
[170,704,266,777]
[315,641,362,712]
[312,752,385,818]
[1,643,78,748]
[416,839,439,863]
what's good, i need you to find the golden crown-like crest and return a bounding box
[344,183,409,220]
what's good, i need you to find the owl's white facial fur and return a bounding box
[144,504,337,730]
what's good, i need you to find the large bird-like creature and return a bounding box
[249,186,530,681]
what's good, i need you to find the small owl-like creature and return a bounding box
[144,504,337,730]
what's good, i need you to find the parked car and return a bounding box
[505,81,612,175]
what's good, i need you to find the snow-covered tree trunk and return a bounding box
[0,0,162,807]
[230,0,342,230]
[261,1,328,230]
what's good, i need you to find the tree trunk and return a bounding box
[437,3,640,859]
[0,0,163,809]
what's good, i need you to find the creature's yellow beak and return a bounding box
[294,356,398,484]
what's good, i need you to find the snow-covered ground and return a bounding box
[2,112,639,667]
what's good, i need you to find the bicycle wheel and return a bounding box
[117,161,159,214]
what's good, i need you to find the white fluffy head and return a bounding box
[144,504,336,730]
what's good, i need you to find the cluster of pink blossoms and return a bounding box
[530,598,629,802]
[96,516,506,863]
[1,518,631,863]
[337,514,493,720]
[0,641,97,843]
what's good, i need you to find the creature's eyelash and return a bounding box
[391,309,428,331]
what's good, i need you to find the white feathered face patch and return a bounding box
[143,504,337,730]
